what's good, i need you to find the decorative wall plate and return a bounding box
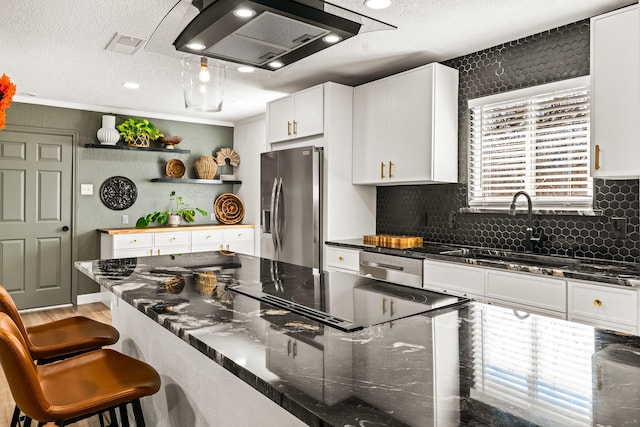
[100,176,138,210]
[214,193,244,224]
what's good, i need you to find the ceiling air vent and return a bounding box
[105,33,146,55]
[174,0,362,70]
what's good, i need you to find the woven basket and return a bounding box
[165,159,185,178]
[165,275,185,294]
[196,272,218,296]
[127,134,150,148]
[214,193,245,224]
[194,156,218,179]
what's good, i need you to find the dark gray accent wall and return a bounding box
[376,20,640,263]
[5,103,234,294]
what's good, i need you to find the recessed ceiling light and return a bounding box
[233,7,256,18]
[237,66,255,73]
[268,61,284,69]
[322,34,342,44]
[186,42,206,51]
[364,0,391,10]
[122,82,140,89]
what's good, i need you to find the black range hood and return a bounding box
[174,0,362,70]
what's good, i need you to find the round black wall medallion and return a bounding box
[100,176,137,210]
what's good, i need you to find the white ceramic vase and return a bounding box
[167,215,181,227]
[97,115,120,145]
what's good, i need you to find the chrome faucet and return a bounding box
[509,191,543,251]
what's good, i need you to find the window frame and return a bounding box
[467,76,593,212]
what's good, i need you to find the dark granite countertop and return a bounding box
[76,252,640,426]
[327,239,640,287]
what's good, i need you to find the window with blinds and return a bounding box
[468,76,592,210]
[470,304,595,427]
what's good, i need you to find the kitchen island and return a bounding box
[76,251,640,427]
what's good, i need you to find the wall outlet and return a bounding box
[611,217,627,239]
[122,214,129,225]
[211,213,216,221]
[448,212,458,229]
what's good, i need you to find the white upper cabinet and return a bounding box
[267,85,324,143]
[352,63,459,185]
[590,4,640,178]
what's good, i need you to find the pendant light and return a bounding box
[181,55,226,112]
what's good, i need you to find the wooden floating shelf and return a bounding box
[85,143,190,154]
[150,178,242,185]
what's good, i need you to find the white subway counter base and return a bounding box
[99,224,255,259]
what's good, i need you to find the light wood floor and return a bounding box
[0,303,112,427]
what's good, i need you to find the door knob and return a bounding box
[62,226,69,232]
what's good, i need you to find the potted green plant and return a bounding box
[136,191,207,228]
[117,117,164,148]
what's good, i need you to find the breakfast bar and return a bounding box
[76,251,640,427]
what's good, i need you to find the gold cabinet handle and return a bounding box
[132,239,137,243]
[287,121,291,136]
[389,161,394,178]
[206,235,212,239]
[390,300,395,317]
[595,144,600,170]
[293,120,297,135]
[157,249,161,255]
[594,299,602,307]
[219,244,224,250]
[170,237,176,241]
[382,298,387,315]
[338,256,344,261]
[380,162,386,179]
[149,249,153,256]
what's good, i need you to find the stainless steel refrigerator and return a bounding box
[260,146,323,269]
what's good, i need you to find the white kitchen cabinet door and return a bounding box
[325,247,360,273]
[352,79,390,184]
[590,4,640,178]
[568,280,638,332]
[267,85,324,143]
[352,63,458,185]
[423,259,485,298]
[485,269,566,314]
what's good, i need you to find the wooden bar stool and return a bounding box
[0,285,120,362]
[0,312,161,426]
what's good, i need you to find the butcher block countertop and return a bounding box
[98,224,254,235]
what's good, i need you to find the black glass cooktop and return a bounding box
[229,269,465,332]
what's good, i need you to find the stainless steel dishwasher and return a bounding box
[359,251,423,288]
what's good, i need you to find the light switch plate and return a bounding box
[80,184,93,195]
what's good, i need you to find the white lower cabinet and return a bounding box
[485,269,566,317]
[568,280,639,334]
[325,247,360,273]
[100,226,255,259]
[423,259,485,300]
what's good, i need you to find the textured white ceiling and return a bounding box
[1,0,634,125]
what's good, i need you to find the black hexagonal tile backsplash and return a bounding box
[376,20,639,263]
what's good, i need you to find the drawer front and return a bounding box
[191,229,224,245]
[112,234,154,249]
[424,260,484,295]
[568,314,638,335]
[113,247,155,258]
[223,227,254,242]
[326,247,360,272]
[568,281,638,326]
[485,270,566,312]
[155,245,191,256]
[154,231,191,247]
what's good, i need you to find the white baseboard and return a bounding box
[77,292,104,305]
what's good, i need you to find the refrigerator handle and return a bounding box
[270,177,278,252]
[277,177,285,248]
[274,177,283,251]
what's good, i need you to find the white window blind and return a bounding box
[470,304,595,427]
[468,77,592,210]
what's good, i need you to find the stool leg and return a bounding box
[118,404,130,427]
[109,408,119,427]
[131,400,146,427]
[10,406,20,427]
[23,416,32,426]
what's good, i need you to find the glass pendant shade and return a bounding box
[181,56,226,112]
